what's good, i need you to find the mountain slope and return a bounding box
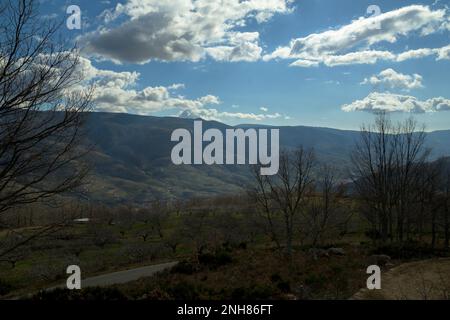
[80,112,450,204]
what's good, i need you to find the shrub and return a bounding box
[0,278,13,296]
[142,288,171,300]
[198,250,232,270]
[365,229,381,241]
[32,287,126,300]
[371,241,449,260]
[304,274,327,289]
[230,285,273,300]
[270,273,282,283]
[276,281,291,293]
[170,260,198,275]
[238,242,248,250]
[167,281,201,300]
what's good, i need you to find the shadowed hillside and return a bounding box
[81,112,450,204]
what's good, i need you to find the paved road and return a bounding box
[9,261,179,299]
[80,261,179,288]
[48,261,178,290]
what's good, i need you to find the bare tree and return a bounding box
[304,165,349,246]
[443,167,450,248]
[351,112,431,243]
[163,230,183,255]
[180,208,211,258]
[0,1,92,258]
[435,158,450,248]
[251,147,315,258]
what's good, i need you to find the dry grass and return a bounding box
[114,245,369,300]
[353,258,450,300]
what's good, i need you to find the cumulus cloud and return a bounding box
[179,109,282,121]
[80,0,293,64]
[72,57,216,114]
[205,41,263,62]
[73,57,285,121]
[396,45,450,61]
[323,51,396,66]
[342,92,450,113]
[263,5,450,67]
[289,59,319,67]
[290,5,445,57]
[361,68,423,91]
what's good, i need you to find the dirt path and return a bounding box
[353,258,450,300]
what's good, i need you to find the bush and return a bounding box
[230,285,274,300]
[304,274,327,288]
[276,281,291,293]
[198,250,232,270]
[371,241,449,260]
[167,281,201,300]
[170,260,198,275]
[365,229,381,241]
[270,273,282,283]
[238,242,248,250]
[32,287,126,300]
[142,288,171,300]
[269,273,290,293]
[0,278,13,296]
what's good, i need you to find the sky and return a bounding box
[40,0,450,130]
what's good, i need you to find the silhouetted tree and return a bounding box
[351,113,431,243]
[251,147,315,258]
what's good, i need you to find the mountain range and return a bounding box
[80,112,450,204]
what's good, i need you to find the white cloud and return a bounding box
[291,5,445,56]
[80,0,293,64]
[361,68,423,91]
[289,59,319,67]
[396,48,435,61]
[323,50,396,66]
[342,92,450,113]
[260,107,269,112]
[277,45,450,67]
[168,83,185,90]
[179,109,282,121]
[72,57,285,121]
[205,42,263,62]
[396,44,450,61]
[263,5,450,67]
[436,44,450,60]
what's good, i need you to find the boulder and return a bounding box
[327,247,346,256]
[368,254,391,266]
[307,248,329,260]
[293,285,312,300]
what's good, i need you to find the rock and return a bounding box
[293,285,311,300]
[368,254,391,266]
[327,247,346,256]
[281,294,298,300]
[307,248,329,260]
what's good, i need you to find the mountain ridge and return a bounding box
[79,112,450,204]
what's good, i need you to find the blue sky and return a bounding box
[41,0,450,130]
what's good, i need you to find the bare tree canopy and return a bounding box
[251,147,315,258]
[351,112,433,243]
[0,0,91,215]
